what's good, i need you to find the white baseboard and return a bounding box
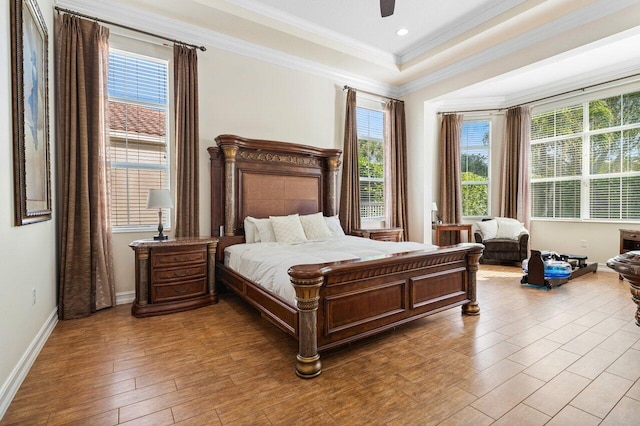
[116,291,135,305]
[598,263,616,273]
[0,307,58,421]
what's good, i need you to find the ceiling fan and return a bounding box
[380,0,395,17]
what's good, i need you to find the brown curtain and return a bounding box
[438,114,464,244]
[55,15,115,319]
[500,106,531,229]
[339,89,361,233]
[174,45,200,237]
[385,100,409,241]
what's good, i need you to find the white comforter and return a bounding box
[225,235,436,304]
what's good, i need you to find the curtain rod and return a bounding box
[343,85,403,103]
[439,71,640,115]
[54,6,206,52]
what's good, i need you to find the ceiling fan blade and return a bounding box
[380,0,395,17]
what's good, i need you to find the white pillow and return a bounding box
[299,212,333,239]
[496,217,521,226]
[270,214,308,243]
[495,220,527,240]
[244,217,259,243]
[476,219,498,240]
[324,215,346,236]
[253,217,276,242]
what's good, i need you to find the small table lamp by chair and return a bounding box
[146,189,173,240]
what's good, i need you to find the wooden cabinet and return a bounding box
[352,227,403,242]
[129,237,218,317]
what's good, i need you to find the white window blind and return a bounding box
[108,50,170,229]
[356,107,385,220]
[461,120,490,217]
[530,91,640,221]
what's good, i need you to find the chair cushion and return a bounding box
[477,219,498,240]
[495,220,527,240]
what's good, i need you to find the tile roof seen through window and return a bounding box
[109,102,166,137]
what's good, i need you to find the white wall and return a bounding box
[0,0,58,417]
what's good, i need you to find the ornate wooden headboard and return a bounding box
[208,135,342,237]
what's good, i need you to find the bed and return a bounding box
[209,134,484,378]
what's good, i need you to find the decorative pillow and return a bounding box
[270,214,308,243]
[324,215,346,236]
[244,217,259,243]
[252,217,276,242]
[299,212,332,239]
[476,219,498,240]
[495,220,527,240]
[496,217,521,226]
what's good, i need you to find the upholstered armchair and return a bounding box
[473,217,529,264]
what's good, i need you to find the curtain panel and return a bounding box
[339,89,361,234]
[385,100,409,241]
[55,15,115,319]
[500,106,531,229]
[438,114,464,245]
[439,114,464,223]
[174,45,200,237]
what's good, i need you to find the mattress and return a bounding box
[224,235,435,304]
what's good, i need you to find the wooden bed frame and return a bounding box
[209,135,484,378]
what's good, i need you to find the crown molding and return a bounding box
[55,0,402,97]
[398,0,640,96]
[221,0,398,66]
[57,0,640,101]
[398,0,528,64]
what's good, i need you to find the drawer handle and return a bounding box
[173,270,189,277]
[173,286,189,294]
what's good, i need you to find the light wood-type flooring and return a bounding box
[3,265,640,425]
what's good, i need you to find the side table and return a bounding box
[129,237,218,317]
[434,223,473,245]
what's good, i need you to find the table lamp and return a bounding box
[146,189,173,240]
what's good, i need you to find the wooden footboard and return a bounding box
[289,243,483,377]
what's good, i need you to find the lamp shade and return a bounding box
[432,202,438,211]
[146,189,173,209]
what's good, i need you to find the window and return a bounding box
[108,49,170,230]
[461,120,490,217]
[530,90,640,220]
[357,106,385,220]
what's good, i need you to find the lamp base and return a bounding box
[153,234,168,241]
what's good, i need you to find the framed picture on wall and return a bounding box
[10,0,51,225]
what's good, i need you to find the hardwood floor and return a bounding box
[3,265,640,425]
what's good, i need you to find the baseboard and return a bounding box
[0,307,58,420]
[116,291,135,305]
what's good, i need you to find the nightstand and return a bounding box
[352,227,403,242]
[129,237,218,317]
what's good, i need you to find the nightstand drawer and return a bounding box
[622,231,640,242]
[151,248,206,268]
[152,264,207,283]
[152,278,207,303]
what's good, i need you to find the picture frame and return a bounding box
[10,0,51,225]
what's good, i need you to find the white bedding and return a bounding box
[225,235,436,304]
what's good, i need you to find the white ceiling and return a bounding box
[59,0,640,105]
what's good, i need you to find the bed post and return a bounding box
[220,144,238,236]
[463,247,483,315]
[325,155,340,216]
[289,269,323,378]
